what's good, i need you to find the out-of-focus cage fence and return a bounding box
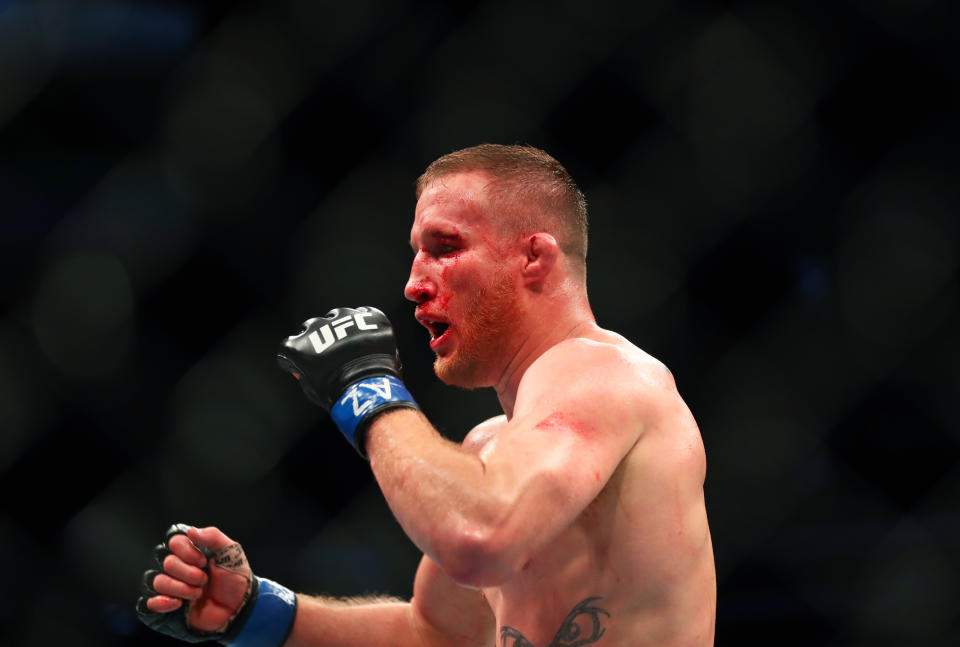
[1,0,957,645]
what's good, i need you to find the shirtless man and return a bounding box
[136,144,716,647]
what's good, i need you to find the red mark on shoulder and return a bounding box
[533,412,566,430]
[534,412,598,439]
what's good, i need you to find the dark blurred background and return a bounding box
[1,0,958,644]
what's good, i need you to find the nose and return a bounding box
[404,256,436,304]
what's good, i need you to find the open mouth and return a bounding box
[417,313,451,343]
[424,320,449,341]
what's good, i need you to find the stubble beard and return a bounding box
[433,270,519,390]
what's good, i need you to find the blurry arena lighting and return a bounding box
[408,0,669,154]
[32,251,136,381]
[161,12,312,213]
[836,171,958,350]
[0,322,54,470]
[296,485,421,598]
[642,14,818,211]
[164,323,308,486]
[0,2,196,128]
[0,4,59,129]
[45,158,199,291]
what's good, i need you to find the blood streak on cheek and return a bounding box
[439,261,459,283]
[434,268,452,308]
[435,262,462,309]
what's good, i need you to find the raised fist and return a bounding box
[136,525,296,645]
[278,307,419,455]
[277,307,402,408]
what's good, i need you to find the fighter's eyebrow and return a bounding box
[411,229,464,252]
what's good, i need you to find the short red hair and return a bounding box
[416,144,588,278]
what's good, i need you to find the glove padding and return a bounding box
[277,307,404,410]
[278,306,419,455]
[136,524,256,644]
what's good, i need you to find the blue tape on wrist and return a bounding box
[223,578,297,647]
[330,375,419,447]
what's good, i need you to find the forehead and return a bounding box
[411,171,494,239]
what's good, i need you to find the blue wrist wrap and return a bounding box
[330,375,419,451]
[223,578,297,647]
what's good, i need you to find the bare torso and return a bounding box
[463,330,715,647]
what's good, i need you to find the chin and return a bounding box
[433,354,490,390]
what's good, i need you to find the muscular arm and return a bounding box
[365,339,650,587]
[285,596,412,647]
[139,526,492,647]
[285,556,492,647]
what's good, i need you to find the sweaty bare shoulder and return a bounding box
[568,328,705,482]
[462,415,507,454]
[513,326,676,436]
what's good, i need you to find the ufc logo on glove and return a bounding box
[307,312,379,353]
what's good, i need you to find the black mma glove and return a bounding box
[277,306,419,456]
[136,524,296,646]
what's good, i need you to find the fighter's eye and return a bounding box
[427,233,463,257]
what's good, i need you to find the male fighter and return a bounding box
[137,145,716,646]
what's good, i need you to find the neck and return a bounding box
[493,287,595,418]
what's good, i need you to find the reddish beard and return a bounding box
[434,269,519,389]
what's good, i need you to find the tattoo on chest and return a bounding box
[500,597,610,647]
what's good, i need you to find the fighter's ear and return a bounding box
[521,233,559,286]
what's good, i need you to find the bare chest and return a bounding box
[480,439,710,647]
[480,477,629,645]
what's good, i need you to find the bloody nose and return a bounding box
[404,278,434,303]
